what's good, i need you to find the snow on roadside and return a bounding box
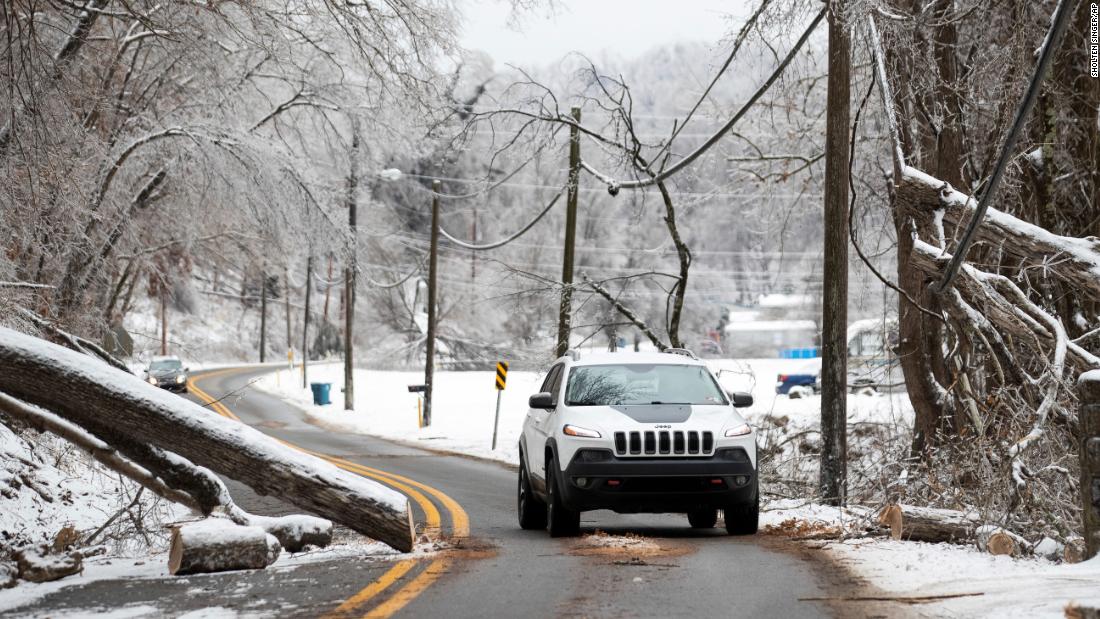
[255,362,542,465]
[254,356,912,467]
[830,540,1100,618]
[758,498,1100,618]
[0,421,180,554]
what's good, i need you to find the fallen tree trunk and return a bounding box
[877,504,980,542]
[0,391,332,552]
[169,520,281,575]
[0,327,414,552]
[895,165,1100,301]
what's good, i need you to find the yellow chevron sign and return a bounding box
[495,361,508,390]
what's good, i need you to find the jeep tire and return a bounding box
[518,457,548,530]
[724,485,759,535]
[546,457,580,537]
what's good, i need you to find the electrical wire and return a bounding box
[437,188,565,250]
[576,6,827,194]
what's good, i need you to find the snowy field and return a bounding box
[254,356,913,466]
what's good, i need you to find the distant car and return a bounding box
[776,362,820,396]
[144,356,189,393]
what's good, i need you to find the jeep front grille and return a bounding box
[613,430,714,457]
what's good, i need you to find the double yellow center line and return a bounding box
[188,368,469,618]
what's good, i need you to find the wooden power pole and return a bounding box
[284,267,292,362]
[344,131,359,411]
[302,255,312,389]
[259,271,267,363]
[424,180,441,427]
[555,106,581,358]
[819,0,850,507]
[160,289,167,356]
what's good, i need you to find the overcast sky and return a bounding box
[459,0,745,68]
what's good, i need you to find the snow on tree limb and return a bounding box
[0,327,414,552]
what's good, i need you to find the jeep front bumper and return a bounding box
[558,447,757,513]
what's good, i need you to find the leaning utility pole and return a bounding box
[819,0,850,507]
[555,106,581,358]
[259,271,268,363]
[284,267,293,362]
[160,289,168,355]
[301,255,313,389]
[424,181,441,427]
[344,130,359,411]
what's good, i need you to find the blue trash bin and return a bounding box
[310,382,332,405]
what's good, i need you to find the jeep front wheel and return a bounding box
[517,458,547,530]
[546,460,580,537]
[724,488,759,535]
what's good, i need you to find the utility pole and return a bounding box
[284,267,293,363]
[555,106,581,358]
[819,0,850,507]
[323,254,333,322]
[344,130,359,412]
[160,289,167,355]
[302,255,312,389]
[470,206,477,281]
[424,180,441,427]
[259,271,268,363]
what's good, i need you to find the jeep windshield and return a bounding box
[564,364,728,406]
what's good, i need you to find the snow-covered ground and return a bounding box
[256,357,1099,618]
[762,500,1100,618]
[0,421,181,555]
[254,356,912,466]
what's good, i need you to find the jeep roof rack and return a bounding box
[663,348,698,360]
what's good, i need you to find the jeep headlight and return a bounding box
[724,423,752,437]
[563,424,602,438]
[147,376,158,385]
[176,375,186,384]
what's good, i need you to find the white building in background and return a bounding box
[723,319,819,358]
[721,293,820,358]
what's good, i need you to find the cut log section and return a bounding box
[975,525,1027,557]
[877,504,980,542]
[14,546,83,583]
[243,514,333,553]
[0,327,415,552]
[1065,604,1100,619]
[169,520,281,576]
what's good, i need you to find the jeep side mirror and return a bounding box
[731,392,754,408]
[529,392,555,410]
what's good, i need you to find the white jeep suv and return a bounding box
[517,349,758,537]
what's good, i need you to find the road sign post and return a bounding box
[491,361,508,450]
[409,384,427,428]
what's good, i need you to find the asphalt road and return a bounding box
[7,366,851,618]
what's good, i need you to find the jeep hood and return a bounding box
[587,403,742,426]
